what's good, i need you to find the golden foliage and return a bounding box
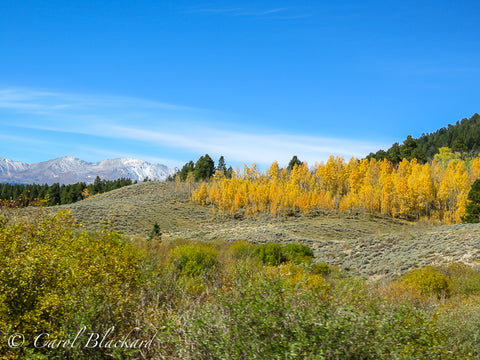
[193,156,479,223]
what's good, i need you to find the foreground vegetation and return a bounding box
[2,210,480,359]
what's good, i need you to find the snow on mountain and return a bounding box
[0,156,178,185]
[0,157,30,175]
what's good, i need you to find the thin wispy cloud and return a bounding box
[0,88,385,167]
[184,6,310,19]
[233,8,286,16]
[75,145,176,166]
[0,133,51,147]
[186,7,243,14]
[0,88,200,113]
[105,125,381,166]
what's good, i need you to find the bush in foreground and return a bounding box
[3,211,480,359]
[401,266,451,298]
[169,243,219,277]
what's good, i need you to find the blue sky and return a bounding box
[1,0,479,169]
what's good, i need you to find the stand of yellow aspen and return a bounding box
[193,153,480,224]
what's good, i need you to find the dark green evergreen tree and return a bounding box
[216,156,227,174]
[148,222,162,240]
[452,137,468,153]
[47,183,61,206]
[462,179,480,223]
[287,155,303,171]
[60,184,69,204]
[225,166,234,179]
[400,135,417,161]
[93,176,103,194]
[194,154,215,181]
[177,161,195,181]
[29,186,39,204]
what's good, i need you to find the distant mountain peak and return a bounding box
[0,156,177,185]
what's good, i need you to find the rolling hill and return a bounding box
[28,181,480,280]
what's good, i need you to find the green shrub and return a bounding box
[148,221,162,240]
[255,243,286,266]
[283,243,314,264]
[437,298,480,357]
[176,271,449,359]
[170,243,219,277]
[401,266,451,298]
[227,240,258,260]
[462,179,480,223]
[0,209,146,359]
[312,262,332,276]
[439,263,480,296]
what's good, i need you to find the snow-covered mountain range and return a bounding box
[0,156,178,185]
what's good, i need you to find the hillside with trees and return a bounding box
[367,113,480,163]
[193,156,480,224]
[0,177,134,207]
[174,154,233,182]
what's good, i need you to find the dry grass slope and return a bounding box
[43,181,480,279]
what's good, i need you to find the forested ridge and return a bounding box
[183,114,480,224]
[0,177,134,207]
[368,113,480,163]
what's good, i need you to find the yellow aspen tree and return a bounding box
[355,159,380,214]
[337,158,358,211]
[470,157,480,182]
[323,156,345,196]
[434,147,458,169]
[406,159,420,219]
[268,177,282,216]
[418,162,435,218]
[379,159,395,216]
[268,161,280,180]
[369,158,382,212]
[313,162,326,192]
[208,182,221,205]
[186,171,195,193]
[394,159,413,219]
[336,158,356,210]
[438,160,468,223]
[81,188,90,200]
[453,161,470,223]
[193,182,209,205]
[346,158,361,191]
[233,182,248,214]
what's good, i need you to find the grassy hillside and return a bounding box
[23,181,478,279]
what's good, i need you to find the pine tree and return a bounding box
[216,156,227,174]
[47,183,61,206]
[461,179,480,223]
[287,155,302,171]
[148,222,162,240]
[194,154,215,181]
